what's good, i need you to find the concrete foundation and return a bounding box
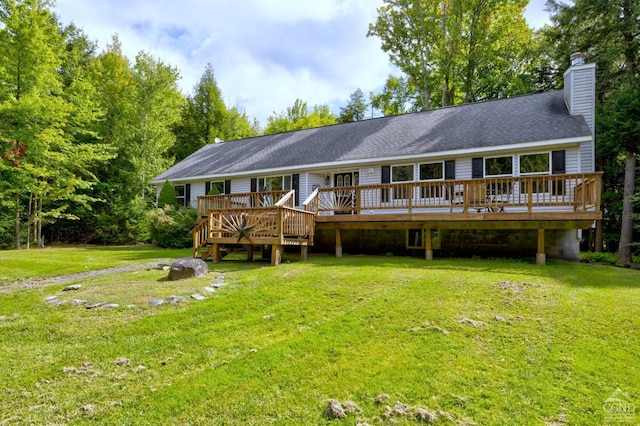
[313,228,581,261]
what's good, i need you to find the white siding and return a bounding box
[359,167,381,185]
[563,63,596,134]
[578,140,594,172]
[190,182,206,207]
[456,158,473,179]
[232,179,251,193]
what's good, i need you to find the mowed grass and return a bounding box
[0,245,192,283]
[0,248,639,425]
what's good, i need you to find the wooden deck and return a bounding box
[192,190,315,265]
[193,173,602,265]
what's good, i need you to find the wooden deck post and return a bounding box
[425,228,433,260]
[536,228,546,265]
[271,244,282,266]
[301,245,308,261]
[247,245,253,262]
[335,228,342,258]
[212,243,221,264]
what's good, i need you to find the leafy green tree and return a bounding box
[339,88,368,123]
[264,99,338,135]
[0,0,111,248]
[126,51,183,201]
[544,0,639,262]
[370,75,417,116]
[368,0,534,109]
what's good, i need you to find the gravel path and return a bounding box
[0,259,176,294]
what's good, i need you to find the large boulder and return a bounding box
[168,258,209,281]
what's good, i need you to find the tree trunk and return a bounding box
[618,151,636,264]
[595,219,603,252]
[14,192,20,250]
[27,192,33,250]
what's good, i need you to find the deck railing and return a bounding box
[192,189,315,255]
[197,190,291,218]
[308,173,602,215]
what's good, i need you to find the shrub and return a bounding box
[157,180,179,208]
[148,205,196,248]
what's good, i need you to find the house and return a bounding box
[152,54,601,265]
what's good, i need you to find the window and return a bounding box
[207,181,224,195]
[520,153,549,175]
[420,162,443,180]
[258,175,292,192]
[419,162,443,198]
[485,156,513,177]
[175,184,186,206]
[392,165,414,199]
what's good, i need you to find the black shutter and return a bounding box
[250,178,257,206]
[472,158,483,179]
[224,180,231,194]
[551,150,566,195]
[185,184,191,207]
[445,160,455,180]
[381,165,390,203]
[444,160,455,201]
[292,174,300,205]
[205,181,211,195]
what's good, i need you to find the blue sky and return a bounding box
[54,0,551,127]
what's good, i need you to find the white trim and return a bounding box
[484,155,514,177]
[518,152,551,176]
[151,136,591,184]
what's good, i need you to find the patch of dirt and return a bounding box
[0,260,176,294]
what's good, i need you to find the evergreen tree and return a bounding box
[157,180,179,208]
[339,88,368,123]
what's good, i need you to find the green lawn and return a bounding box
[1,248,638,425]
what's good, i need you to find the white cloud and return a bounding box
[53,0,549,126]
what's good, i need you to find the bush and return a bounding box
[148,205,197,248]
[157,180,179,208]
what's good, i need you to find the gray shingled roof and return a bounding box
[152,90,591,183]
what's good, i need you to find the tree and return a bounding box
[170,64,256,162]
[599,82,640,263]
[339,88,368,123]
[368,0,534,109]
[126,51,183,201]
[0,0,111,248]
[157,180,179,208]
[264,99,338,135]
[544,0,640,262]
[370,75,417,116]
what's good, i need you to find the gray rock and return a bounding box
[148,299,164,306]
[100,303,119,309]
[44,295,58,301]
[168,295,187,304]
[72,299,88,305]
[86,302,106,309]
[191,294,206,300]
[325,399,346,419]
[203,286,216,293]
[168,258,208,281]
[63,284,81,291]
[48,299,66,306]
[415,407,437,422]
